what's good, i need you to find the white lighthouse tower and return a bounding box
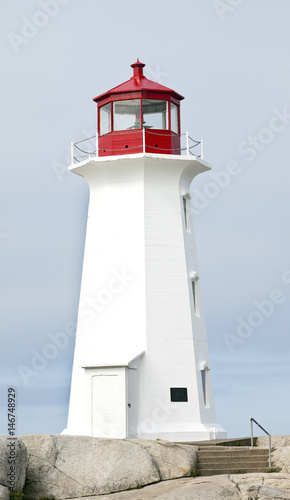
[64,60,226,441]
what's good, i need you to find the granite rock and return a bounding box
[127,438,197,480]
[69,473,290,500]
[273,447,290,473]
[0,434,27,491]
[258,435,290,448]
[21,434,160,499]
[0,485,10,500]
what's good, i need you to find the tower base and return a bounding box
[62,424,227,442]
[136,424,227,442]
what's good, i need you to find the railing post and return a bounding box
[250,418,253,448]
[186,131,189,156]
[143,128,146,154]
[250,418,272,467]
[96,132,98,158]
[71,141,74,165]
[201,139,204,160]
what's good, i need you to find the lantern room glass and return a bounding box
[113,99,141,131]
[104,98,178,134]
[142,99,168,130]
[170,103,178,134]
[100,103,111,135]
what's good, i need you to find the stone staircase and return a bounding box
[196,445,272,476]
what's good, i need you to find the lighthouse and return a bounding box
[64,60,226,441]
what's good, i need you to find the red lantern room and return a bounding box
[93,60,184,157]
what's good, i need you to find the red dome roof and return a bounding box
[93,59,184,103]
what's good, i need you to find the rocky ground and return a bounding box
[1,434,290,499]
[71,473,290,500]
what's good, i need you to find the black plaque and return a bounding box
[170,387,188,402]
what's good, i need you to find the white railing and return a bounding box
[182,132,203,159]
[70,130,204,165]
[71,134,97,165]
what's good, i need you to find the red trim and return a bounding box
[98,129,181,157]
[96,90,181,108]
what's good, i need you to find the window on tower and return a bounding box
[182,195,191,232]
[183,197,188,230]
[100,103,111,135]
[142,99,168,130]
[201,370,207,405]
[191,275,200,316]
[170,102,178,134]
[113,99,141,131]
[192,280,196,311]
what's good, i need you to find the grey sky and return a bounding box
[1,0,290,438]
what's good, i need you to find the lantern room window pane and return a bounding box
[170,103,178,134]
[142,99,168,130]
[100,103,111,136]
[113,99,141,131]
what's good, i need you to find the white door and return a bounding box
[91,374,120,437]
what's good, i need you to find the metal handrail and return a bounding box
[250,417,272,467]
[70,130,204,164]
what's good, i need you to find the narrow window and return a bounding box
[170,388,188,402]
[191,275,200,316]
[201,370,207,405]
[170,102,178,134]
[192,279,196,312]
[182,195,191,232]
[183,197,188,228]
[100,103,111,135]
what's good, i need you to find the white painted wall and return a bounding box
[64,153,226,441]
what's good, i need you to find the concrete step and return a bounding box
[198,458,269,466]
[198,450,269,456]
[199,467,271,476]
[196,445,273,476]
[179,437,257,447]
[198,459,269,468]
[198,458,269,465]
[198,445,269,453]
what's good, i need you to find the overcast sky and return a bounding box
[1,0,290,439]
